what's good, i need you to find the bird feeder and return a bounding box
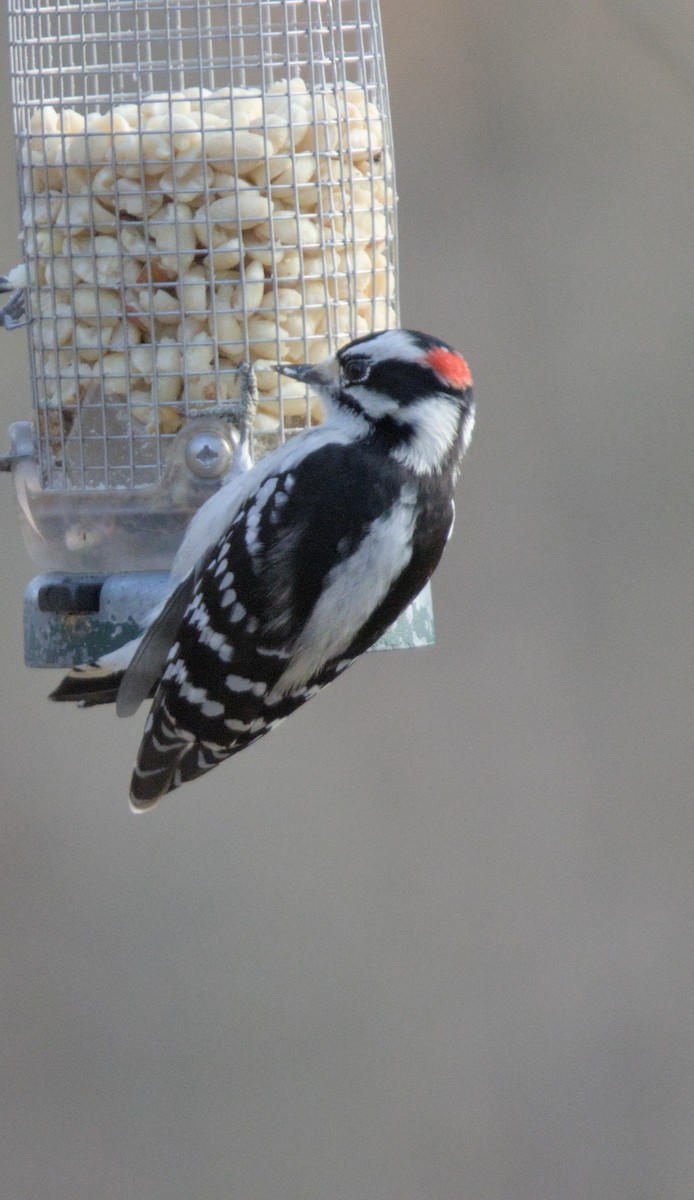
[2,0,434,667]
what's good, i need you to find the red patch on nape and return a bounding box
[425,347,473,391]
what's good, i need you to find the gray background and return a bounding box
[2,1,694,1197]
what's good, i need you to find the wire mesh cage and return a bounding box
[4,0,435,663]
[7,0,398,569]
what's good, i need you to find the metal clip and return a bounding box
[0,276,29,330]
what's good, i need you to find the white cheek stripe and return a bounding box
[346,383,400,421]
[392,394,463,475]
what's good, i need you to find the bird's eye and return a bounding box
[341,356,370,385]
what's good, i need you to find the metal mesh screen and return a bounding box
[8,0,397,493]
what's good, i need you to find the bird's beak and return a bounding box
[276,357,339,392]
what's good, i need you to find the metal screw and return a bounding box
[184,429,234,479]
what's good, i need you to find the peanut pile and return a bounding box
[21,78,396,446]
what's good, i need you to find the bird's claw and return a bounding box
[193,364,257,432]
[236,361,258,451]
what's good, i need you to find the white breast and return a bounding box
[276,485,418,691]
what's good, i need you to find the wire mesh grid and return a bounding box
[8,0,398,495]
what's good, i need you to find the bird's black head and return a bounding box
[279,328,474,475]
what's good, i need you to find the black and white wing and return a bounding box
[128,442,449,808]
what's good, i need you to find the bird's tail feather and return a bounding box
[48,633,145,708]
[49,666,125,707]
[128,712,191,810]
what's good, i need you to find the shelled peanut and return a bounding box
[20,78,396,447]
